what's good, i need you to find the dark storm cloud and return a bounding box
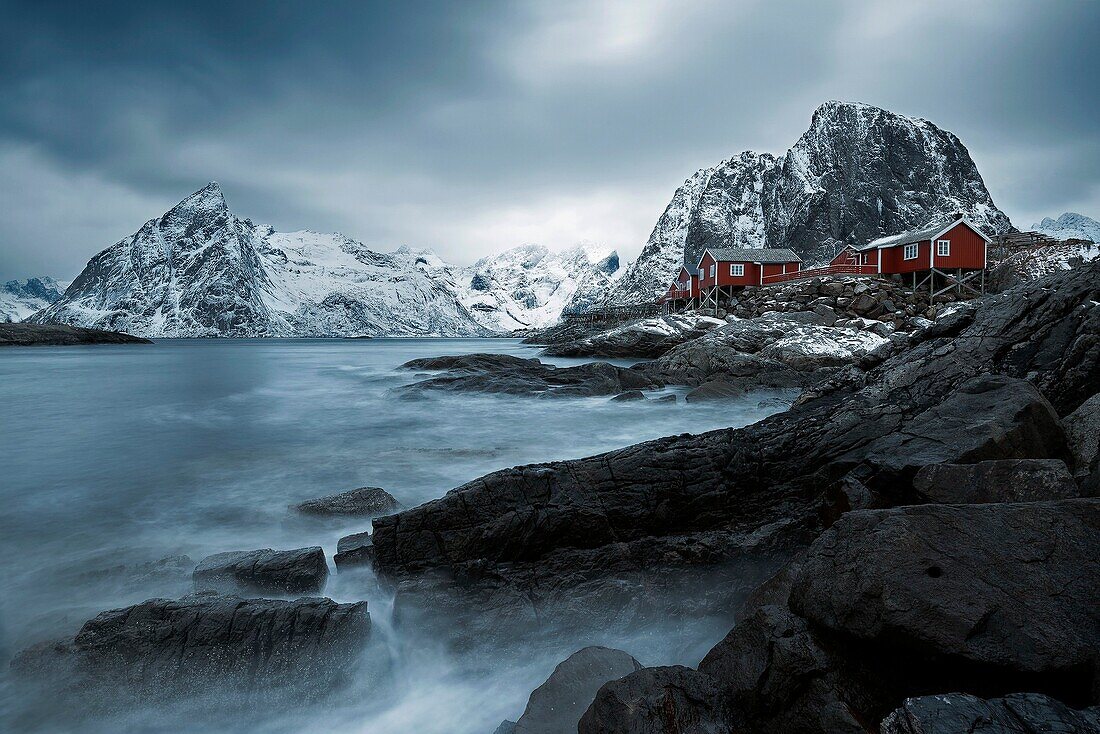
[0,0,1098,281]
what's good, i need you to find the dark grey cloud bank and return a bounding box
[1,0,1097,280]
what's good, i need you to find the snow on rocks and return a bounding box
[0,277,66,322]
[541,314,725,358]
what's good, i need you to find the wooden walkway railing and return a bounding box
[761,263,878,285]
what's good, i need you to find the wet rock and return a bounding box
[912,459,1079,504]
[400,354,661,398]
[881,692,1100,734]
[578,666,726,734]
[334,532,374,571]
[513,647,642,734]
[685,379,745,402]
[13,594,371,703]
[538,315,725,358]
[193,547,328,594]
[610,390,646,402]
[1064,393,1100,489]
[294,486,401,517]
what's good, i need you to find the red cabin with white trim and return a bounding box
[833,217,990,275]
[697,248,803,288]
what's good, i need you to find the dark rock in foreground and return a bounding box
[294,486,401,517]
[1065,393,1100,492]
[0,322,152,346]
[913,459,1079,504]
[881,692,1100,734]
[582,499,1100,733]
[334,531,375,571]
[511,647,642,734]
[400,353,661,397]
[13,594,370,703]
[193,547,328,594]
[578,666,724,734]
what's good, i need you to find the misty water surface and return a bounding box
[0,338,793,733]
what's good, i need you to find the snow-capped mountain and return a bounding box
[606,101,1013,305]
[1032,212,1100,243]
[0,277,66,322]
[459,242,620,331]
[32,183,615,337]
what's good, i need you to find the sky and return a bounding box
[0,0,1097,281]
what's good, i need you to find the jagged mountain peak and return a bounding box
[604,101,1012,305]
[1032,212,1100,243]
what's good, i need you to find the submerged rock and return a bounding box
[13,594,371,703]
[513,647,642,734]
[294,486,401,518]
[193,547,328,594]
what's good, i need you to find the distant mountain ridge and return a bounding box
[606,101,1013,305]
[1032,212,1100,243]
[1,277,66,323]
[32,183,620,337]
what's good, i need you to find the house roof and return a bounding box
[677,264,699,276]
[700,247,803,265]
[853,216,992,251]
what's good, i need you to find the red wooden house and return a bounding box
[830,215,990,293]
[659,264,700,308]
[695,247,802,310]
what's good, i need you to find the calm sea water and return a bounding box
[0,338,792,733]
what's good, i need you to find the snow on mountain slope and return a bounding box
[0,277,66,322]
[1032,212,1100,243]
[605,101,1013,305]
[458,242,620,331]
[32,183,613,337]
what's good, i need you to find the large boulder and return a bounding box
[881,692,1100,734]
[577,666,725,734]
[912,459,1079,504]
[1064,393,1100,490]
[539,315,726,358]
[12,594,371,704]
[193,547,328,594]
[294,486,401,517]
[333,531,375,571]
[580,500,1100,734]
[512,646,642,734]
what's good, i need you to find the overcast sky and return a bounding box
[1,0,1097,281]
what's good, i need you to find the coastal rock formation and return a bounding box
[605,101,1011,305]
[912,459,1080,504]
[293,486,401,518]
[400,353,661,397]
[373,262,1099,645]
[193,547,329,595]
[13,594,371,703]
[334,532,375,571]
[881,692,1100,734]
[0,323,152,346]
[581,500,1100,733]
[507,647,642,734]
[538,314,725,359]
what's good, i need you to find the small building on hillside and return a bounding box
[696,248,802,310]
[831,216,990,292]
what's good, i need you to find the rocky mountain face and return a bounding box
[1033,211,1100,242]
[459,242,620,332]
[32,183,616,337]
[606,101,1013,305]
[0,277,65,322]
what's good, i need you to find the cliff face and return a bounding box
[607,101,1012,305]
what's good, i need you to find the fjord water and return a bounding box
[0,338,792,733]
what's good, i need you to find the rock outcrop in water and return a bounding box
[193,547,329,595]
[13,594,370,705]
[372,261,1099,651]
[293,486,401,518]
[400,353,662,397]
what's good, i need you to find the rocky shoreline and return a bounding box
[9,262,1099,732]
[0,323,152,346]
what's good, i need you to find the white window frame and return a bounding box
[709,264,716,278]
[729,263,744,277]
[903,243,919,261]
[936,239,950,256]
